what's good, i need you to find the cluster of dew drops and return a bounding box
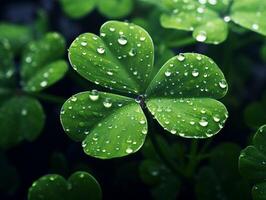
[73,22,151,94]
[170,0,261,43]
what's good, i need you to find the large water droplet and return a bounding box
[126,147,133,154]
[118,35,128,45]
[97,47,105,54]
[89,90,99,101]
[192,69,199,77]
[219,79,227,89]
[177,53,185,61]
[196,31,207,42]
[164,71,171,77]
[199,117,208,127]
[103,98,112,108]
[129,48,137,56]
[40,81,48,87]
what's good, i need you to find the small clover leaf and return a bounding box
[21,32,68,92]
[59,0,97,19]
[239,125,266,200]
[28,171,102,200]
[0,33,68,149]
[61,20,228,159]
[0,23,33,53]
[59,0,133,19]
[159,0,266,44]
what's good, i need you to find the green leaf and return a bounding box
[59,0,96,19]
[68,21,154,94]
[252,183,266,200]
[28,171,102,200]
[196,143,250,200]
[0,39,15,88]
[231,0,266,36]
[21,32,68,92]
[160,0,228,44]
[239,125,266,182]
[146,53,228,138]
[60,91,147,159]
[0,23,33,53]
[0,96,45,149]
[239,125,266,200]
[98,0,134,19]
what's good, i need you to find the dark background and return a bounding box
[0,0,266,200]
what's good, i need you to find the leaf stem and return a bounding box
[185,139,198,178]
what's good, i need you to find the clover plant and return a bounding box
[0,32,68,149]
[59,0,133,19]
[60,20,228,159]
[239,125,266,200]
[28,171,102,200]
[143,0,266,44]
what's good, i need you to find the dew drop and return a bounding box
[219,79,227,89]
[103,98,112,108]
[126,147,133,154]
[40,81,48,87]
[118,35,128,45]
[21,109,28,116]
[192,69,199,77]
[81,42,87,46]
[129,48,137,56]
[97,47,105,54]
[196,31,207,42]
[164,71,171,77]
[213,115,220,122]
[89,90,99,101]
[177,53,185,61]
[199,117,208,127]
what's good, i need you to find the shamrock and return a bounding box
[59,0,133,19]
[28,171,102,200]
[60,21,228,159]
[239,125,266,200]
[159,0,266,44]
[0,33,68,149]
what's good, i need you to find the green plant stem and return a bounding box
[166,37,196,48]
[199,138,213,155]
[185,139,198,178]
[28,92,66,104]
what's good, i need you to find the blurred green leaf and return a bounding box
[59,0,96,19]
[21,32,68,92]
[196,143,250,200]
[28,171,102,200]
[0,96,45,149]
[239,125,266,200]
[0,23,33,53]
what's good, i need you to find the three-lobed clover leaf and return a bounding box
[159,0,266,44]
[0,33,68,149]
[28,171,102,200]
[239,125,266,200]
[59,0,133,19]
[60,20,228,159]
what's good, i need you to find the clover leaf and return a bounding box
[159,0,266,44]
[0,23,33,53]
[28,171,102,200]
[59,0,133,19]
[0,33,68,149]
[239,125,266,200]
[60,20,228,159]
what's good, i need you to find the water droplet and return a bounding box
[103,98,112,108]
[164,71,171,77]
[170,129,177,134]
[140,37,146,41]
[71,96,77,102]
[97,47,105,54]
[40,81,48,87]
[196,31,207,42]
[81,42,87,46]
[126,147,133,154]
[21,109,28,116]
[199,117,208,127]
[107,71,113,76]
[252,23,259,30]
[219,79,227,89]
[139,120,146,124]
[177,53,185,61]
[213,115,220,122]
[129,48,137,56]
[223,16,231,22]
[89,90,99,101]
[25,56,32,63]
[109,27,115,32]
[118,35,128,45]
[192,69,199,77]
